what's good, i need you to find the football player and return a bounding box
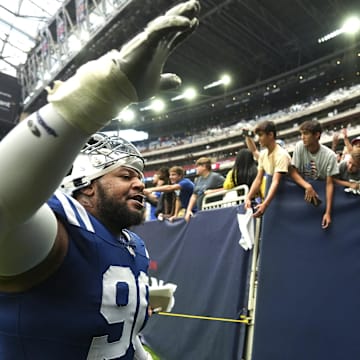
[0,1,200,359]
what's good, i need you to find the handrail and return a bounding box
[202,184,249,210]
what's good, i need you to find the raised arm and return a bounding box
[0,0,200,278]
[245,134,260,161]
[342,128,353,153]
[146,183,181,193]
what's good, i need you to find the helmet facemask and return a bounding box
[60,133,144,195]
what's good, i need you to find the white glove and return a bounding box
[149,282,177,312]
[47,0,200,134]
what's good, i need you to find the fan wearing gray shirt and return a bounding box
[185,157,225,221]
[290,120,338,229]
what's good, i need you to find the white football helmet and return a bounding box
[60,133,144,195]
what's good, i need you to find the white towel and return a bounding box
[237,208,255,251]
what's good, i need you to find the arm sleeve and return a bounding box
[0,104,89,275]
[274,151,291,174]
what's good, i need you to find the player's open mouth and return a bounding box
[129,194,145,208]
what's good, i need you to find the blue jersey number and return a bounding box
[87,266,148,359]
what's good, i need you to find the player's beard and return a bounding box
[96,183,144,233]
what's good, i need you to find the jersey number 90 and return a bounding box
[87,266,148,359]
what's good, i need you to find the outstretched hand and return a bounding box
[119,0,200,100]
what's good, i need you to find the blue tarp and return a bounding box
[252,179,360,360]
[133,178,360,360]
[133,206,252,360]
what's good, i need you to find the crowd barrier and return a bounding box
[134,206,252,359]
[133,179,360,359]
[252,178,360,360]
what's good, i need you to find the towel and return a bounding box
[237,208,255,250]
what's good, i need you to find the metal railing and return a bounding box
[202,184,249,210]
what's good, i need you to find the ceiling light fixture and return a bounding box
[203,74,231,89]
[318,15,360,43]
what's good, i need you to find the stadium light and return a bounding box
[118,108,135,122]
[152,99,166,112]
[89,12,106,29]
[140,98,165,112]
[221,74,231,86]
[318,15,360,43]
[68,34,82,52]
[171,87,197,101]
[203,74,231,89]
[79,30,90,42]
[342,16,360,34]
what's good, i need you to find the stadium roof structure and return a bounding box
[0,0,63,76]
[0,0,359,136]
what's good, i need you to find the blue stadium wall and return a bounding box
[133,179,360,360]
[134,206,251,360]
[252,178,360,360]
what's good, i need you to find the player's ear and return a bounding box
[78,182,96,198]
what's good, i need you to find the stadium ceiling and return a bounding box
[0,0,63,76]
[0,0,359,133]
[166,0,360,86]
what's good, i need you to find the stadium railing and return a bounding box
[202,184,249,210]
